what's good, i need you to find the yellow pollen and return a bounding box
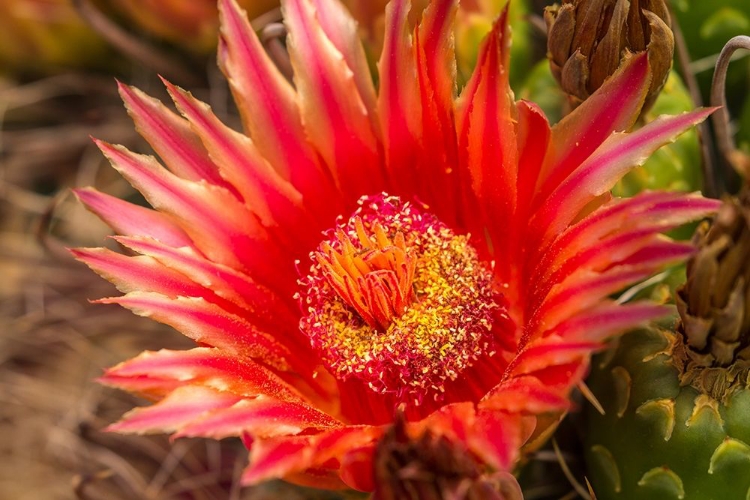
[299,195,499,402]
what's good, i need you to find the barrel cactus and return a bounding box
[585,190,750,499]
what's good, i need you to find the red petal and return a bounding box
[217,0,339,222]
[412,0,461,222]
[510,339,602,377]
[480,376,570,414]
[516,100,551,221]
[174,395,341,439]
[98,292,300,371]
[536,53,651,204]
[456,9,518,273]
[100,348,304,401]
[243,426,382,486]
[377,0,422,193]
[284,0,384,200]
[307,0,378,133]
[117,82,233,192]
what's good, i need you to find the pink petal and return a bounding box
[97,292,301,371]
[95,140,291,286]
[174,394,341,439]
[107,385,241,434]
[533,265,678,335]
[532,108,715,246]
[117,82,234,192]
[538,192,720,279]
[97,376,181,398]
[73,187,192,248]
[217,0,340,222]
[284,0,384,200]
[163,80,313,237]
[536,231,689,305]
[100,348,303,401]
[548,301,671,343]
[536,52,651,203]
[71,247,208,298]
[114,236,299,327]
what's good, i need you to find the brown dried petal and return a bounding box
[546,3,577,68]
[588,0,630,92]
[713,278,746,344]
[561,49,590,100]
[643,9,675,97]
[644,0,671,27]
[714,231,750,308]
[711,337,741,366]
[571,0,611,58]
[685,318,715,351]
[626,0,647,51]
[743,285,750,338]
[687,236,727,317]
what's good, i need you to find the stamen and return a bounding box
[315,217,416,330]
[298,195,501,403]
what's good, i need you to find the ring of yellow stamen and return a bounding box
[298,195,499,402]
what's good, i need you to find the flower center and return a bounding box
[298,195,498,401]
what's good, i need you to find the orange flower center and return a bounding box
[314,218,416,331]
[298,195,499,403]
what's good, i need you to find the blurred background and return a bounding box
[1,0,748,498]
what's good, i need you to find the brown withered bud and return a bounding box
[372,413,523,500]
[545,0,674,112]
[672,189,750,402]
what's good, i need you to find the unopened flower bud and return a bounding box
[545,0,674,112]
[673,189,750,401]
[372,413,523,500]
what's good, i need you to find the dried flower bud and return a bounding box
[372,413,523,500]
[545,0,674,112]
[672,190,750,401]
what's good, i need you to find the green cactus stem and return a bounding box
[585,191,750,499]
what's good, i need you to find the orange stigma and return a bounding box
[315,217,416,331]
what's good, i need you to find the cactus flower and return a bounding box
[75,0,718,491]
